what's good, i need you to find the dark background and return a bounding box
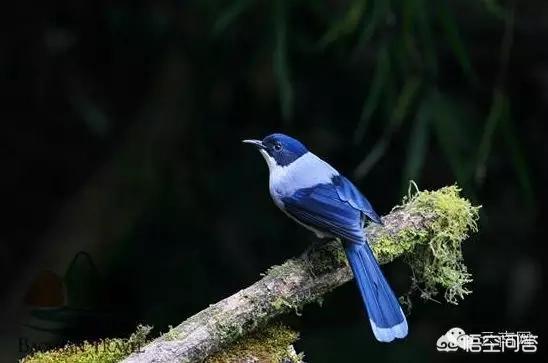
[1,0,545,362]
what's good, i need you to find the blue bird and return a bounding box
[243,133,408,342]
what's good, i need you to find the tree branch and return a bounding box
[122,185,479,363]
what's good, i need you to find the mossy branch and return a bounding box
[22,184,479,363]
[21,325,153,363]
[119,184,479,363]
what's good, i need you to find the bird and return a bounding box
[243,133,408,342]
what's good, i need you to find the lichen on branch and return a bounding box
[20,325,152,363]
[371,182,480,304]
[205,323,302,363]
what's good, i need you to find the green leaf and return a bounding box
[391,76,421,127]
[354,46,390,144]
[415,0,437,75]
[319,0,367,48]
[437,0,476,80]
[212,0,255,36]
[273,0,294,123]
[381,53,398,120]
[354,72,420,179]
[501,111,535,206]
[402,0,417,37]
[481,0,507,19]
[430,91,475,189]
[475,90,505,183]
[355,0,389,49]
[69,93,110,137]
[353,134,389,179]
[402,97,431,190]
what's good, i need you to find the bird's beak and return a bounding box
[242,139,265,149]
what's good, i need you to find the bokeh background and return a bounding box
[1,0,546,361]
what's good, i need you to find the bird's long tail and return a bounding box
[344,241,408,342]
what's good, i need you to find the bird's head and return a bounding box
[243,133,308,170]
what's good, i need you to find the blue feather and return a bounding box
[344,242,408,342]
[281,183,364,244]
[332,175,382,224]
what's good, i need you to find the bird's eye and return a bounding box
[273,143,282,151]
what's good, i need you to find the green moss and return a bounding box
[265,259,298,278]
[373,227,426,265]
[163,325,179,341]
[372,182,480,304]
[206,323,302,363]
[216,320,246,344]
[20,325,152,363]
[333,245,349,266]
[306,241,349,276]
[271,297,293,311]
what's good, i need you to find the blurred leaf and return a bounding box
[402,97,431,190]
[391,76,421,127]
[319,0,367,48]
[273,0,294,122]
[354,75,420,179]
[400,0,420,69]
[475,89,532,204]
[501,112,535,206]
[353,134,389,179]
[381,53,398,118]
[430,91,474,189]
[415,0,437,75]
[437,0,476,80]
[69,93,110,137]
[475,90,505,184]
[402,0,416,37]
[354,46,390,144]
[481,0,507,19]
[355,0,389,48]
[212,0,255,35]
[391,34,411,77]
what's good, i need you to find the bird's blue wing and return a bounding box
[282,182,407,342]
[281,183,365,244]
[332,175,382,224]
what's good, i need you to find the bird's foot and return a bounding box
[303,250,317,278]
[302,239,328,278]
